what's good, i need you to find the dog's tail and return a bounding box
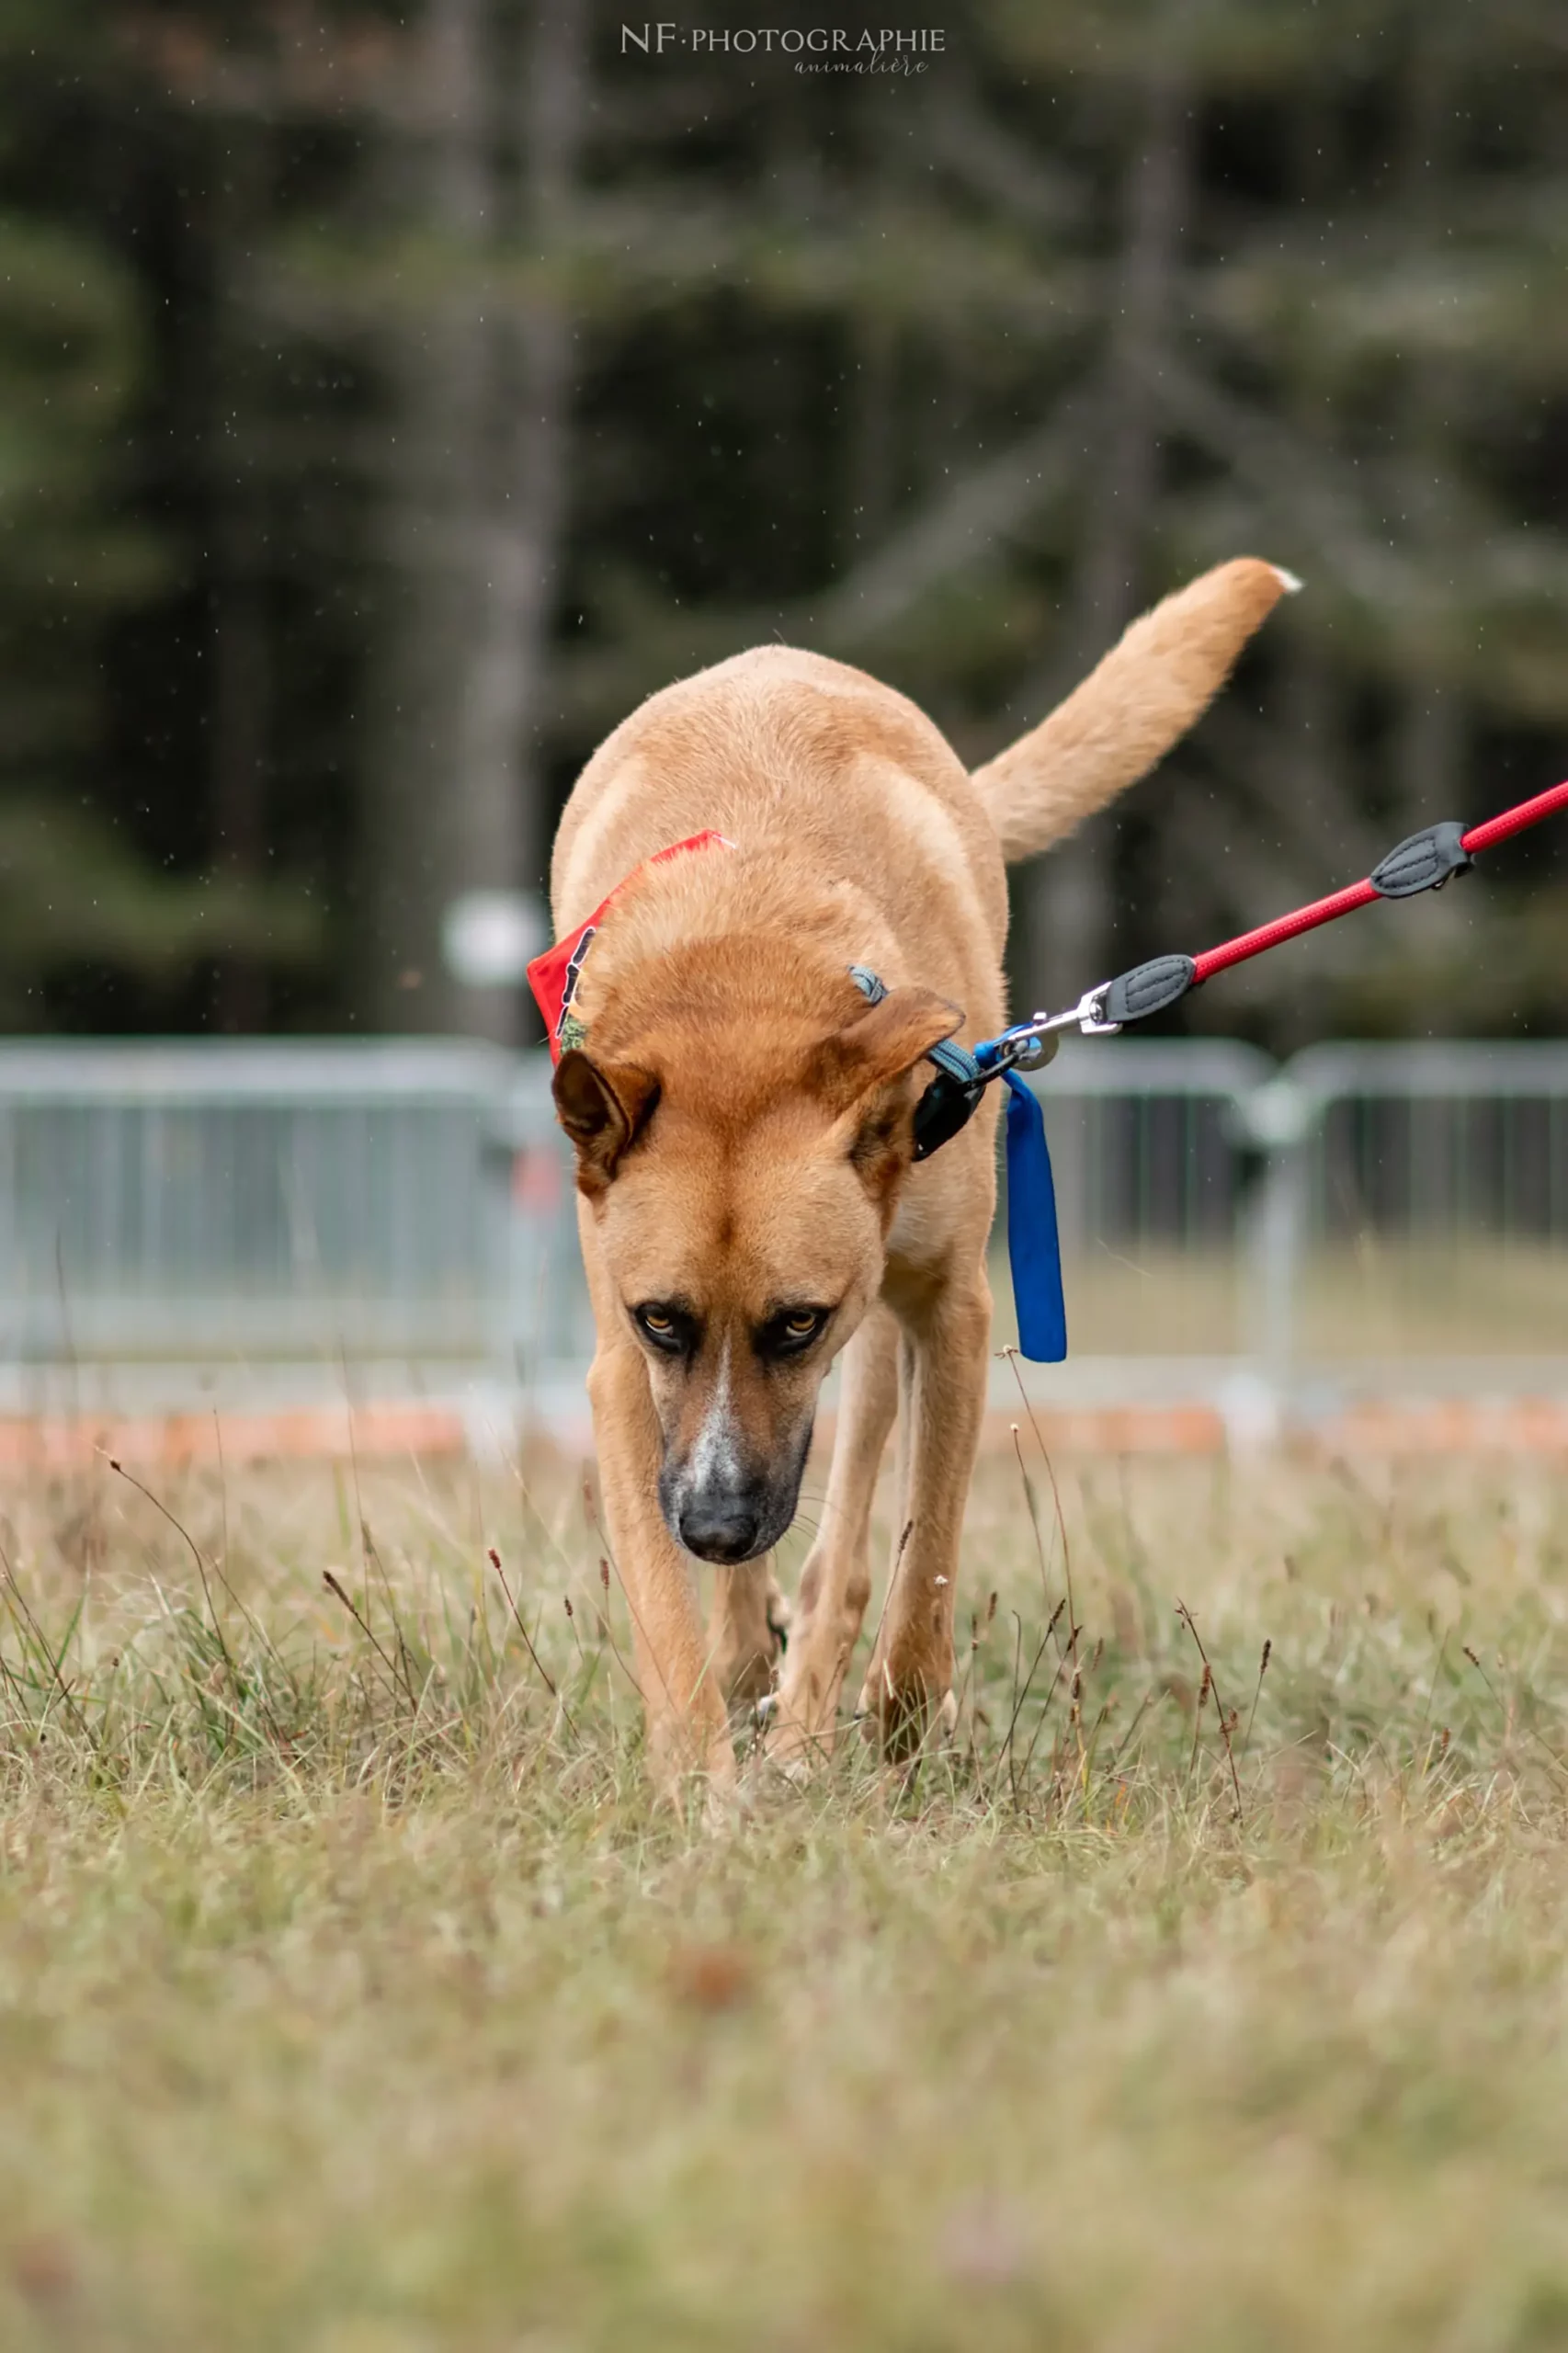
[970,557,1299,864]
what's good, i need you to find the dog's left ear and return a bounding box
[809,986,962,1119]
[553,1049,659,1197]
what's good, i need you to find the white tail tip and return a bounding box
[1271,565,1304,596]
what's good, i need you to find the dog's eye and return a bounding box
[763,1306,829,1357]
[632,1303,688,1353]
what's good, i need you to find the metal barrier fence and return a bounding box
[1241,1042,1568,1382]
[3,1038,1567,1413]
[0,1043,519,1370]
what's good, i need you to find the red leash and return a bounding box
[1015,778,1568,1040]
[1461,778,1568,857]
[1191,777,1568,985]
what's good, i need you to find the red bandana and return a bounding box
[527,831,734,1063]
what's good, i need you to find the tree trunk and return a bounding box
[1015,40,1195,1016]
[843,308,897,563]
[1252,79,1379,892]
[458,0,587,969]
[1392,17,1465,834]
[360,0,585,1043]
[210,118,270,1034]
[1383,12,1473,997]
[360,0,490,1036]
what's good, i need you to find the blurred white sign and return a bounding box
[440,891,548,989]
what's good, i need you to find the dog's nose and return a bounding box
[677,1495,764,1563]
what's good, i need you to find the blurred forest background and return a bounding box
[1,0,1565,1051]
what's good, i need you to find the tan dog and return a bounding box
[544,559,1292,1795]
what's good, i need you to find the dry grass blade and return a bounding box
[1176,1597,1244,1821]
[1242,1637,1272,1755]
[487,1545,561,1701]
[104,1455,295,1747]
[1004,1348,1076,1665]
[322,1568,407,1707]
[0,1536,96,1751]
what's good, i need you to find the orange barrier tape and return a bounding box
[6,1394,1568,1474]
[1312,1399,1568,1456]
[0,1404,469,1474]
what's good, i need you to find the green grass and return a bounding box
[6,1436,1568,2349]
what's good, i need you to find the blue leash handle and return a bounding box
[970,1037,1067,1365]
[999,1067,1067,1363]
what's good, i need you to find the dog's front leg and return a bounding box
[585,1335,736,1800]
[766,1301,900,1770]
[857,1269,991,1752]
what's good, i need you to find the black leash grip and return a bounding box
[1100,953,1197,1027]
[912,1038,985,1163]
[1370,820,1472,898]
[911,1068,983,1160]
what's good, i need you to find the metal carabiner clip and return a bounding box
[1017,985,1123,1044]
[1073,985,1122,1038]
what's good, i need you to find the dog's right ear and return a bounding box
[808,986,962,1120]
[553,1050,659,1197]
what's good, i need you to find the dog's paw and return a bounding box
[759,1746,812,1793]
[855,1663,959,1761]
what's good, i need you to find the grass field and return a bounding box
[991,1240,1568,1359]
[6,1429,1568,2351]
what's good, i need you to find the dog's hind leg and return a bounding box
[706,1563,788,1718]
[857,1267,991,1756]
[765,1301,900,1772]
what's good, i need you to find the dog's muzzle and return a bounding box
[659,1427,812,1565]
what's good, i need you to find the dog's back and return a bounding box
[552,644,1005,943]
[552,558,1295,950]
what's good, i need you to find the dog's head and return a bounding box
[553,983,960,1563]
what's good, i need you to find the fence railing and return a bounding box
[4,1038,1567,1411]
[1241,1042,1568,1380]
[1004,1039,1272,1364]
[0,1043,518,1368]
